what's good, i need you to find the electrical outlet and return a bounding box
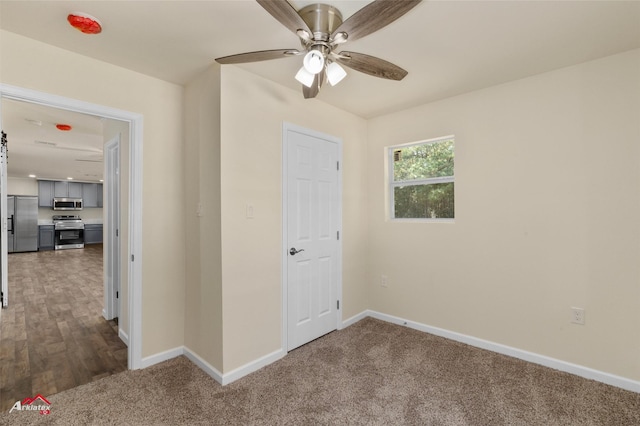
[381,275,388,288]
[571,307,585,325]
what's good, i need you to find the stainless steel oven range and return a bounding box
[53,215,84,250]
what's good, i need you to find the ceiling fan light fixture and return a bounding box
[332,32,348,45]
[296,29,312,43]
[295,67,315,88]
[302,50,325,74]
[327,62,347,86]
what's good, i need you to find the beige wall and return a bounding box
[219,66,369,371]
[367,49,640,380]
[7,177,37,195]
[1,30,186,358]
[183,65,223,371]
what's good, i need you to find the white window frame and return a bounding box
[388,135,455,222]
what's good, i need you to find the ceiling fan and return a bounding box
[215,0,422,99]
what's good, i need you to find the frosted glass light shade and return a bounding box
[295,67,315,88]
[327,62,347,86]
[303,50,325,74]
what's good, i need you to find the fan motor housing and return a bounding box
[299,3,343,41]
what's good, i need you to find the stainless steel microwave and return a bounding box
[53,198,83,211]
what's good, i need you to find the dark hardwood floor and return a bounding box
[0,244,127,412]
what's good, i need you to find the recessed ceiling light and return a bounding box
[67,177,74,180]
[67,12,102,35]
[28,174,37,178]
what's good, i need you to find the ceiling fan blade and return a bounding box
[335,52,408,81]
[302,69,325,99]
[215,49,300,64]
[256,0,312,36]
[331,0,422,43]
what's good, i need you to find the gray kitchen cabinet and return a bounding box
[38,180,55,207]
[53,181,67,198]
[38,225,55,251]
[54,181,83,198]
[83,183,99,208]
[84,224,103,245]
[39,180,103,208]
[69,182,83,198]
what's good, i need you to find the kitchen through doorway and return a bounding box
[0,84,142,408]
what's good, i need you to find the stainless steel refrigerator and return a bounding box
[7,195,38,253]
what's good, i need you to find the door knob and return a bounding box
[289,247,305,256]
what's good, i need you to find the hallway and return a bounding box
[0,244,127,412]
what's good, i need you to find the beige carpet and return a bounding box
[2,318,639,425]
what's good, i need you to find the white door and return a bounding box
[284,124,341,351]
[104,136,121,321]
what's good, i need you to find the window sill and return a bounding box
[389,218,455,224]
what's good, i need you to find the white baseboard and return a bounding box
[221,349,285,385]
[342,310,369,329]
[140,346,184,369]
[118,328,129,346]
[139,345,284,387]
[366,310,640,394]
[183,346,223,384]
[129,309,640,394]
[182,347,284,385]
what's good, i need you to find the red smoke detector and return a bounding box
[67,13,102,35]
[56,124,72,131]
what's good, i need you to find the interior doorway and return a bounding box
[0,83,143,370]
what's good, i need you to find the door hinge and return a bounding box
[0,290,4,307]
[116,291,119,299]
[337,231,340,240]
[337,161,339,171]
[116,229,119,237]
[131,254,134,262]
[337,300,340,310]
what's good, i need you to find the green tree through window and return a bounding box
[390,137,454,219]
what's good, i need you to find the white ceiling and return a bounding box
[1,0,639,180]
[1,98,105,182]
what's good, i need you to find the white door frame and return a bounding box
[281,122,343,353]
[0,113,7,313]
[104,136,121,322]
[0,83,144,370]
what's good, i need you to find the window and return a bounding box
[389,136,454,220]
